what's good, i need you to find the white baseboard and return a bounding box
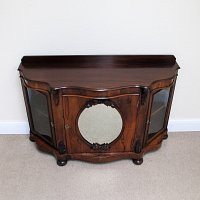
[0,122,29,134]
[0,119,200,134]
[168,119,200,132]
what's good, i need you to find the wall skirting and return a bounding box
[0,122,29,134]
[0,119,200,134]
[168,119,200,132]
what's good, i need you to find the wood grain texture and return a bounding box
[19,55,179,89]
[19,55,179,165]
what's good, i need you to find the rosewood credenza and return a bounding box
[18,55,179,166]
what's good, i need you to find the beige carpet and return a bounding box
[0,132,200,200]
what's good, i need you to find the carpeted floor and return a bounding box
[0,132,200,200]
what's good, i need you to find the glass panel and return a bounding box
[27,88,52,143]
[148,88,170,136]
[78,104,122,144]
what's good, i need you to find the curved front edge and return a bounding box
[30,128,167,165]
[31,132,144,164]
[61,86,142,98]
[19,67,52,91]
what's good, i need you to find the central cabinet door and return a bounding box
[63,94,140,154]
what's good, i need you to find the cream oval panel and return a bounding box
[78,104,123,144]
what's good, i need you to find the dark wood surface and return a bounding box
[19,55,179,166]
[19,55,179,89]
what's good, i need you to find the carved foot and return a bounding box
[132,158,143,165]
[29,134,35,142]
[57,159,67,166]
[163,134,168,140]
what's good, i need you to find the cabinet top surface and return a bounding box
[19,55,179,89]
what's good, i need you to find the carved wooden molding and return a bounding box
[91,143,110,151]
[134,140,142,154]
[58,141,66,154]
[86,99,116,108]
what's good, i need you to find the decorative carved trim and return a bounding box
[134,140,142,154]
[91,143,110,151]
[86,99,115,108]
[58,141,66,154]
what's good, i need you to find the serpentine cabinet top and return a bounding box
[18,55,180,90]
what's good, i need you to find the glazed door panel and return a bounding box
[147,87,171,140]
[63,94,140,154]
[26,87,55,145]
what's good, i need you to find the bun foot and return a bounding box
[57,159,67,166]
[29,134,35,142]
[132,158,143,165]
[163,134,168,140]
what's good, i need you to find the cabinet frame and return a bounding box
[18,55,179,166]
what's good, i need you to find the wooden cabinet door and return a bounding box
[63,94,141,154]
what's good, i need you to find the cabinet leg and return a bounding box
[29,133,35,142]
[57,159,67,166]
[132,158,143,165]
[163,133,168,140]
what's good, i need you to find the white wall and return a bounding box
[0,0,200,132]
